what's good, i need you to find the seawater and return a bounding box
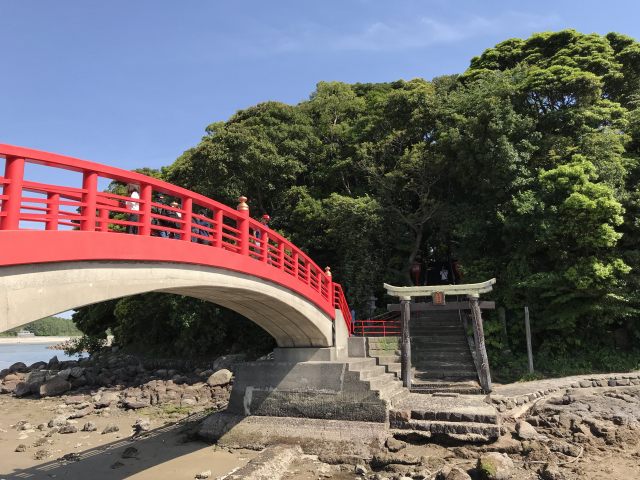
[0,343,82,369]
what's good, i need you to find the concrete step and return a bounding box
[357,365,388,380]
[390,419,501,439]
[368,348,401,357]
[344,358,378,369]
[375,380,406,402]
[413,360,476,370]
[412,352,473,361]
[409,407,498,425]
[367,375,402,392]
[410,385,484,395]
[375,354,401,365]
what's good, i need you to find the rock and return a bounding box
[65,395,86,405]
[59,452,81,462]
[121,446,139,459]
[195,470,211,479]
[69,366,85,378]
[437,467,472,480]
[39,376,71,397]
[29,361,47,370]
[37,423,46,431]
[68,406,93,419]
[206,369,232,387]
[1,380,19,394]
[123,398,149,409]
[13,382,32,397]
[385,437,406,452]
[24,370,48,393]
[57,368,72,380]
[48,415,69,427]
[133,418,151,434]
[48,356,60,368]
[102,423,120,434]
[82,421,97,432]
[538,462,565,480]
[111,461,125,469]
[15,444,27,452]
[94,390,120,408]
[58,425,78,434]
[34,449,51,460]
[515,420,539,440]
[476,452,514,480]
[9,362,28,373]
[16,421,32,431]
[355,464,367,475]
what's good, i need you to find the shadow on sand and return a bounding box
[4,410,246,480]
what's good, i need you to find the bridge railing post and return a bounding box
[261,231,270,263]
[81,171,97,231]
[139,183,152,236]
[98,207,109,232]
[1,155,25,230]
[46,192,60,231]
[236,196,249,256]
[181,197,193,241]
[213,208,223,248]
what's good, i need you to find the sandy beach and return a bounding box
[0,336,77,345]
[0,395,256,479]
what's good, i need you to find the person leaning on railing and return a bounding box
[125,184,140,234]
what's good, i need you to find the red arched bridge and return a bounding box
[0,144,352,348]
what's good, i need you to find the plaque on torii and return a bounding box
[383,279,496,392]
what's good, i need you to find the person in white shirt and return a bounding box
[126,184,140,234]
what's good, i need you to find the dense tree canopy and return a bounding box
[74,30,640,371]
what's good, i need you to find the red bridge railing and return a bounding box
[0,144,352,329]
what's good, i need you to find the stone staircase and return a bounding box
[364,312,483,395]
[389,393,501,441]
[410,310,482,394]
[345,357,408,407]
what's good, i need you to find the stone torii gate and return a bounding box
[384,279,496,392]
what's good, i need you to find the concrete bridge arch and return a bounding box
[0,261,334,348]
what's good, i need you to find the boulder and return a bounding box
[477,452,514,480]
[48,356,60,368]
[58,425,78,434]
[515,420,539,440]
[82,422,97,432]
[69,366,85,378]
[13,382,31,397]
[385,437,406,452]
[94,391,120,408]
[437,466,472,480]
[9,362,28,373]
[102,424,120,434]
[39,376,71,397]
[29,361,48,370]
[25,370,48,394]
[206,369,232,387]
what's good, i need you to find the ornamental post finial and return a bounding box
[237,196,249,212]
[325,266,332,278]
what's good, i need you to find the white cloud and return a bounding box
[266,11,561,53]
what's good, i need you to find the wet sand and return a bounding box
[0,395,256,479]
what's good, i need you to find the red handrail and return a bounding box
[0,144,352,330]
[333,283,353,334]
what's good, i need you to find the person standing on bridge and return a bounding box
[125,184,140,235]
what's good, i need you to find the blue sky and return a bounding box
[2,0,640,172]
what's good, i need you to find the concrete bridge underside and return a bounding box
[0,261,334,347]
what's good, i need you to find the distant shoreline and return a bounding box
[0,336,78,345]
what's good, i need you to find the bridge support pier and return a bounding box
[226,346,390,423]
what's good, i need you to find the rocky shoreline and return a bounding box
[0,350,238,411]
[2,352,640,479]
